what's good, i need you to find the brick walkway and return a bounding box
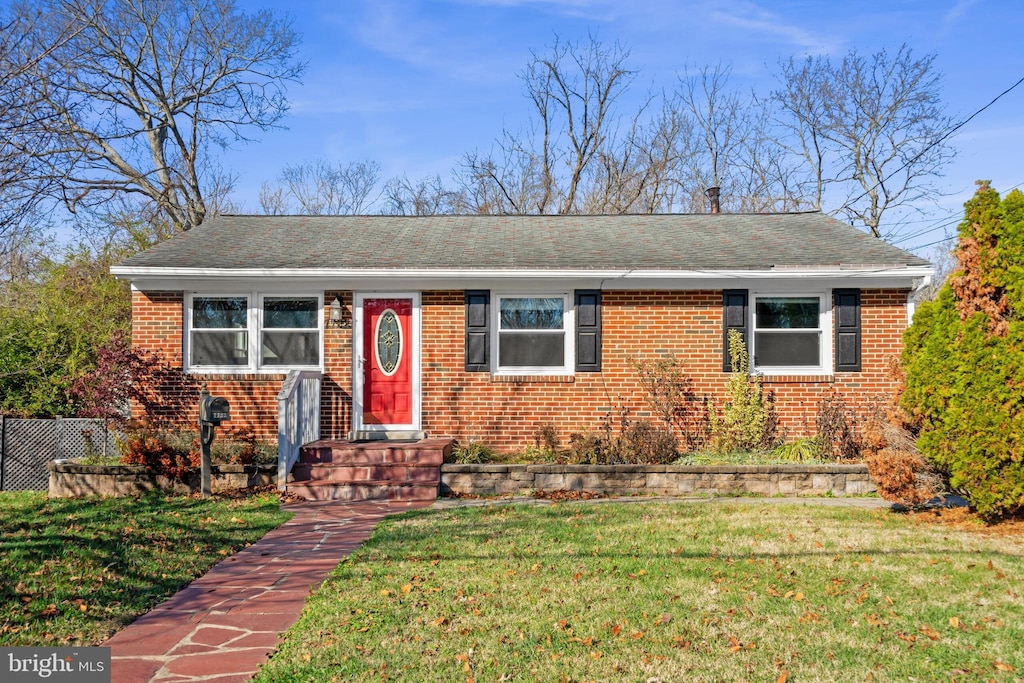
[103,499,431,683]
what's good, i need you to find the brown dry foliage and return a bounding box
[862,359,942,506]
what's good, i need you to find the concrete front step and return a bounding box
[287,481,439,502]
[290,463,441,484]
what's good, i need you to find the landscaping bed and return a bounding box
[48,461,277,497]
[441,463,875,497]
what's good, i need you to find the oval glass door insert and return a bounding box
[374,308,402,376]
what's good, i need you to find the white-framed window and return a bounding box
[493,294,573,374]
[751,293,830,374]
[186,293,323,373]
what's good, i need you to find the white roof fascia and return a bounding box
[112,265,934,280]
[118,266,934,293]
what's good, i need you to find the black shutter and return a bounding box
[465,290,490,372]
[834,288,861,372]
[575,290,602,372]
[722,289,748,372]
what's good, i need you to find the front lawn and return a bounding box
[256,502,1024,682]
[0,490,291,646]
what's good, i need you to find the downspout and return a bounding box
[906,274,933,326]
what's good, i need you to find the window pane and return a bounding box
[500,298,564,330]
[264,297,318,328]
[498,332,565,367]
[262,331,319,366]
[756,297,819,329]
[755,331,820,367]
[192,331,248,365]
[193,297,247,329]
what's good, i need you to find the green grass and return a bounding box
[0,490,291,646]
[255,502,1024,682]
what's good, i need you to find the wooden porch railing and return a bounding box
[277,370,322,490]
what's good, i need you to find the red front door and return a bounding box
[362,298,413,425]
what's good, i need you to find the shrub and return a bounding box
[119,421,199,480]
[633,355,710,451]
[815,392,861,461]
[566,431,609,464]
[773,437,820,463]
[567,407,677,465]
[615,420,678,465]
[901,182,1024,520]
[709,330,781,454]
[448,440,497,464]
[211,427,277,466]
[532,422,561,452]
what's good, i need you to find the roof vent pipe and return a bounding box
[706,186,721,215]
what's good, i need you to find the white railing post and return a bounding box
[277,370,322,490]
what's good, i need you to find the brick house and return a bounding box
[112,212,931,454]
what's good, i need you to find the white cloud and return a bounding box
[942,0,981,33]
[705,1,842,56]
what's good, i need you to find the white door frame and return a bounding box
[352,292,422,432]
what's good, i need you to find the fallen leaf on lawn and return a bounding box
[401,584,412,594]
[949,616,962,630]
[432,617,449,627]
[630,631,644,640]
[918,625,941,641]
[992,661,1015,672]
[39,605,57,618]
[589,651,602,659]
[656,613,672,625]
[777,672,789,683]
[230,516,244,524]
[380,589,391,596]
[78,603,88,612]
[793,592,804,602]
[610,624,622,637]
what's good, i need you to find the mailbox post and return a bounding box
[198,386,230,498]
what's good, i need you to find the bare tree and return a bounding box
[676,65,805,213]
[461,35,638,215]
[381,174,466,215]
[258,159,382,215]
[0,10,83,276]
[774,46,954,238]
[7,0,303,232]
[258,182,289,216]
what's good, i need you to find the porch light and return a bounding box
[328,296,351,329]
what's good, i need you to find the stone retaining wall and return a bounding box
[441,463,875,497]
[48,461,277,498]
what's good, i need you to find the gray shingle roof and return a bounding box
[116,213,930,271]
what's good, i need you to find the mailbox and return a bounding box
[199,395,230,426]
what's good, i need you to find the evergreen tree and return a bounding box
[902,182,1024,519]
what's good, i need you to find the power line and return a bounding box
[848,73,1024,210]
[892,178,1024,246]
[915,234,957,250]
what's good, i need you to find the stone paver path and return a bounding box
[103,499,430,683]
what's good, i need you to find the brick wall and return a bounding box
[130,287,909,450]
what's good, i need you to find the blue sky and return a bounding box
[220,0,1024,255]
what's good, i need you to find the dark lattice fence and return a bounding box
[1,417,121,491]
